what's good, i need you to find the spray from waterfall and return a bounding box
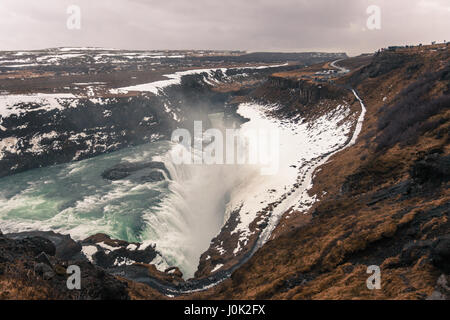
[140,114,260,279]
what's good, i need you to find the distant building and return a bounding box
[388,46,403,51]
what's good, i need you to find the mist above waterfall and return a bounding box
[141,112,260,279]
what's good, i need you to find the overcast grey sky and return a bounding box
[1,0,449,55]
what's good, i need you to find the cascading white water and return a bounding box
[140,110,257,278]
[0,137,247,279]
[140,156,245,279]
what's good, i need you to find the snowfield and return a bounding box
[0,93,77,119]
[110,68,227,95]
[217,89,366,260]
[110,64,288,96]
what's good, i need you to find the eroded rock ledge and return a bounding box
[0,230,182,299]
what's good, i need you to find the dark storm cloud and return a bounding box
[1,0,449,55]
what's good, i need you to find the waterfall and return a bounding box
[140,145,247,279]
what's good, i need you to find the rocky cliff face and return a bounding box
[0,68,267,178]
[266,76,344,105]
[0,95,172,178]
[246,75,350,122]
[0,230,132,299]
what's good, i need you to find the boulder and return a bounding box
[140,170,165,182]
[427,274,450,300]
[431,235,450,273]
[399,235,450,272]
[6,231,81,260]
[34,262,55,280]
[101,161,171,181]
[83,233,129,247]
[165,266,183,279]
[35,252,53,266]
[19,237,56,256]
[81,233,158,269]
[410,153,450,185]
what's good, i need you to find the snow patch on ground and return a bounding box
[0,93,77,118]
[227,95,365,256]
[211,264,224,273]
[81,245,98,262]
[114,257,135,267]
[0,137,21,160]
[110,64,287,96]
[111,68,228,95]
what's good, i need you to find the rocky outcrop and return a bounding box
[6,231,82,260]
[80,233,159,270]
[410,152,450,186]
[397,235,450,272]
[0,230,185,298]
[101,161,171,181]
[0,231,129,299]
[266,76,344,106]
[347,50,417,85]
[78,233,192,291]
[427,275,450,300]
